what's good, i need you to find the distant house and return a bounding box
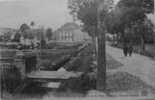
[53,22,91,43]
[0,28,17,41]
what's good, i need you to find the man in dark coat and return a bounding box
[128,42,133,56]
[123,42,128,57]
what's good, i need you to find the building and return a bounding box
[0,28,17,41]
[53,22,91,43]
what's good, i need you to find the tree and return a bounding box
[68,0,114,59]
[13,32,21,42]
[131,18,154,49]
[40,39,46,49]
[68,0,113,37]
[30,21,35,28]
[19,23,33,40]
[68,0,114,91]
[20,23,30,33]
[39,27,46,49]
[143,19,154,43]
[45,28,53,41]
[105,0,154,51]
[25,30,34,40]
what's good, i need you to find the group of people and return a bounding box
[123,42,133,57]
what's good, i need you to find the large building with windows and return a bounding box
[53,22,91,42]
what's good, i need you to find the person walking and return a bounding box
[128,42,133,56]
[123,42,128,57]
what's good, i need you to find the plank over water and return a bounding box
[26,70,83,80]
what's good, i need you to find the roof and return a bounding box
[55,22,81,33]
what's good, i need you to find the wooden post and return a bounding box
[96,0,106,91]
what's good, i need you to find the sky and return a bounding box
[0,0,154,30]
[0,0,72,30]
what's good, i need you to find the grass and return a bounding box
[106,72,155,92]
[59,72,155,95]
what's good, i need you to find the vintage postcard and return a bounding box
[0,0,155,100]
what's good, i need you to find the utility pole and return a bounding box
[96,0,106,91]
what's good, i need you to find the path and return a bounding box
[106,44,155,87]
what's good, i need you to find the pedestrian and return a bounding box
[128,42,133,56]
[123,43,128,57]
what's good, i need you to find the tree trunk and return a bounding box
[96,0,106,91]
[96,32,106,91]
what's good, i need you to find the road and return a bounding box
[106,45,155,88]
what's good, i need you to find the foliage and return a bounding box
[117,0,154,14]
[30,21,35,27]
[12,32,21,42]
[131,18,154,44]
[68,0,114,37]
[19,23,30,33]
[40,39,46,49]
[19,23,34,40]
[105,0,154,51]
[45,28,53,40]
[22,30,34,39]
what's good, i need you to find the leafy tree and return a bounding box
[69,0,98,37]
[68,0,114,90]
[40,39,46,49]
[105,0,154,51]
[30,21,35,27]
[19,23,35,40]
[68,0,113,39]
[25,30,34,40]
[20,23,30,33]
[40,33,46,49]
[13,32,21,42]
[131,18,154,48]
[45,28,53,41]
[117,0,154,14]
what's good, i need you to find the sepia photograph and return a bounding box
[0,0,155,100]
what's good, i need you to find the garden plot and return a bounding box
[38,43,83,70]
